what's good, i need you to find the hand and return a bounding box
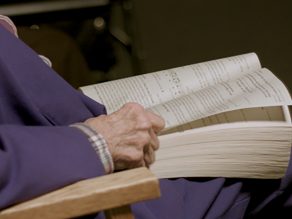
[84,103,165,170]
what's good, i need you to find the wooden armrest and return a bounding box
[0,167,160,219]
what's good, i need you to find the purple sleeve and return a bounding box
[0,125,106,209]
[0,24,107,209]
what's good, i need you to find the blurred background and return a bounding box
[1,0,292,90]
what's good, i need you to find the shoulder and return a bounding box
[0,15,18,37]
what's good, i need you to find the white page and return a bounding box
[81,53,261,114]
[158,121,292,146]
[149,68,292,129]
[151,122,292,179]
[161,106,287,134]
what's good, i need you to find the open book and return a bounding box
[80,53,292,179]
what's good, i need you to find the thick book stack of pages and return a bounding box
[80,53,292,179]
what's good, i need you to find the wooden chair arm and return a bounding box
[0,167,160,219]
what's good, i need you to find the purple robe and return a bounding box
[0,25,291,219]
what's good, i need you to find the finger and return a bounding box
[119,103,145,120]
[114,152,146,170]
[144,144,155,167]
[146,111,165,133]
[149,128,160,150]
[114,161,127,171]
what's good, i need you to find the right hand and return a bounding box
[84,103,165,170]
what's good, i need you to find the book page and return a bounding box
[151,122,292,179]
[81,53,261,114]
[162,106,286,134]
[150,68,292,129]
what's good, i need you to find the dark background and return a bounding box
[1,0,292,90]
[131,0,292,91]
